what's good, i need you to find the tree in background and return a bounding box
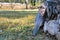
[25,0,28,9]
[0,0,46,9]
[9,0,14,9]
[4,0,9,2]
[0,0,4,2]
[20,0,25,3]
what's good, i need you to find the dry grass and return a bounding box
[0,11,55,40]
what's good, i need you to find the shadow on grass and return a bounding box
[0,25,46,40]
[0,11,37,18]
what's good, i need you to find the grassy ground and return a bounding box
[0,11,56,40]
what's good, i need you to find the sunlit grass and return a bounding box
[0,11,46,40]
[0,15,35,25]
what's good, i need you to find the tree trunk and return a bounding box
[25,0,28,9]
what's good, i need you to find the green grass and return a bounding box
[0,11,37,18]
[0,11,55,40]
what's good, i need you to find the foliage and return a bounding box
[20,0,25,3]
[40,0,46,3]
[0,0,45,9]
[0,0,45,5]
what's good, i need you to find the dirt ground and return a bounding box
[0,3,38,10]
